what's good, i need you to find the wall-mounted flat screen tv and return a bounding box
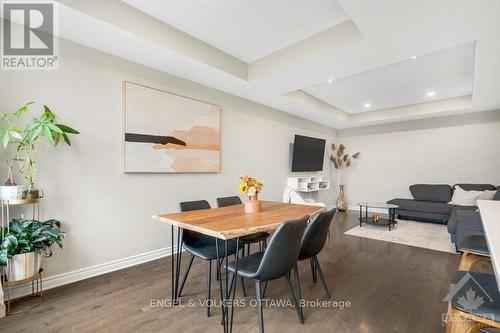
[291,135,326,172]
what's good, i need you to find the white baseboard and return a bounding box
[4,246,176,300]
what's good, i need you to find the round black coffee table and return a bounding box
[358,202,399,231]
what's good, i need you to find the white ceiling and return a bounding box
[9,0,500,128]
[122,0,350,62]
[303,42,476,114]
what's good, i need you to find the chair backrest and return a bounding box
[179,200,212,244]
[254,215,308,281]
[180,200,211,212]
[299,208,336,260]
[216,196,242,208]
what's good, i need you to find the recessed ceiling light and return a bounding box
[410,55,418,60]
[363,103,371,108]
[327,78,333,83]
[427,91,436,97]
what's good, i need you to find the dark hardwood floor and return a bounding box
[0,211,460,332]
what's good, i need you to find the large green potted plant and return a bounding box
[0,219,64,281]
[0,102,79,199]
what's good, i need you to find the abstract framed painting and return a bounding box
[123,81,221,173]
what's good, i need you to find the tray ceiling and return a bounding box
[16,0,500,128]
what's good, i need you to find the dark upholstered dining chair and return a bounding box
[217,196,271,297]
[297,207,336,299]
[177,200,239,317]
[226,216,308,333]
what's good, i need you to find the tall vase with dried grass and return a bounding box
[329,144,360,212]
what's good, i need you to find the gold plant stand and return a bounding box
[1,197,43,315]
[2,269,44,315]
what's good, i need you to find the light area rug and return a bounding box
[344,219,457,254]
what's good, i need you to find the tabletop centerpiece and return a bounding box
[238,175,263,214]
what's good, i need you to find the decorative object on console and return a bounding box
[0,102,79,199]
[329,143,360,212]
[282,186,326,207]
[238,175,263,213]
[124,82,221,173]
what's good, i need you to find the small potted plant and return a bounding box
[238,175,264,214]
[0,103,30,199]
[0,219,65,281]
[0,102,79,199]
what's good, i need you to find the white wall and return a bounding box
[337,111,500,208]
[0,40,335,280]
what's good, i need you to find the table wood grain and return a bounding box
[478,199,500,291]
[153,201,325,239]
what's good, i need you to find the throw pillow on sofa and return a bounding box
[477,190,497,201]
[449,186,484,206]
[494,186,500,201]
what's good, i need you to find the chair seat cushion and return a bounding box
[388,198,454,215]
[226,252,264,279]
[239,232,270,244]
[183,236,240,260]
[450,271,500,319]
[459,235,489,256]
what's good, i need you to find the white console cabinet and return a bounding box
[287,177,330,193]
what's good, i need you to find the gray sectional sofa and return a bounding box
[388,184,455,223]
[387,184,500,246]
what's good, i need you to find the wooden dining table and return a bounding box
[152,200,324,333]
[478,200,500,291]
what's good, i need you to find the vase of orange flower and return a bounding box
[238,175,263,214]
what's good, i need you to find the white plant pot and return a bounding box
[0,185,27,200]
[7,252,41,282]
